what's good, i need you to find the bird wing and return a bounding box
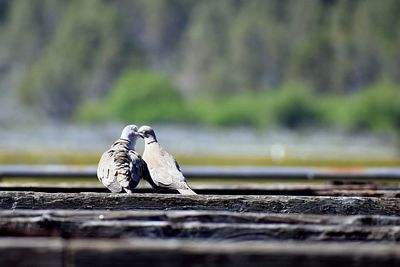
[123,150,142,192]
[97,140,142,193]
[161,148,187,184]
[174,158,182,172]
[144,144,187,188]
[146,156,174,187]
[140,159,162,190]
[97,149,123,193]
[158,148,196,191]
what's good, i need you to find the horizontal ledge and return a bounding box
[0,218,399,242]
[0,210,399,242]
[1,165,400,180]
[1,209,399,225]
[0,237,399,267]
[1,191,399,215]
[0,182,399,197]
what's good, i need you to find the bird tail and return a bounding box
[177,187,197,195]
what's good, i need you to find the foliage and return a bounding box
[188,83,325,129]
[77,70,192,124]
[78,78,400,135]
[0,0,400,136]
[17,0,123,118]
[270,84,324,129]
[338,81,400,132]
[190,93,271,128]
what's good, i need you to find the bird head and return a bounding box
[138,125,157,144]
[120,124,139,148]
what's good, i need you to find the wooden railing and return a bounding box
[1,164,400,180]
[0,165,399,266]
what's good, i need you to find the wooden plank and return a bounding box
[2,181,396,190]
[0,210,399,241]
[0,191,399,215]
[1,237,399,267]
[1,165,400,180]
[316,190,400,198]
[68,239,400,267]
[1,209,399,226]
[0,237,63,267]
[0,182,399,197]
[67,238,400,267]
[185,166,400,180]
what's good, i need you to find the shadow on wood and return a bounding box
[0,182,399,197]
[0,210,399,242]
[0,237,399,267]
[0,191,399,215]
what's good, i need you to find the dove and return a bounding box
[97,124,147,193]
[138,125,197,195]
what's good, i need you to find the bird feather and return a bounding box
[97,139,143,193]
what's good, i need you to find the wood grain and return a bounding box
[1,182,399,197]
[0,210,399,241]
[0,237,399,267]
[0,191,399,215]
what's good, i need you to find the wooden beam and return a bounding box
[0,210,399,241]
[1,209,399,225]
[0,182,399,197]
[0,237,399,267]
[0,238,62,267]
[1,165,400,180]
[0,191,399,215]
[67,238,400,267]
[2,181,395,190]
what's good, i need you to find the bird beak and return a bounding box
[137,132,145,138]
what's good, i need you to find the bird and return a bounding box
[97,124,147,193]
[138,125,197,195]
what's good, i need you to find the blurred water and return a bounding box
[0,123,397,160]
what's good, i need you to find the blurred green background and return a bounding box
[0,0,399,165]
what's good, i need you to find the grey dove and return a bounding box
[97,125,147,193]
[138,125,197,195]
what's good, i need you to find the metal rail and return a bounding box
[0,165,400,180]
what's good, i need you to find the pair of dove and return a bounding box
[97,125,196,195]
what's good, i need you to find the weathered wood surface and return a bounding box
[0,191,399,215]
[0,237,399,267]
[0,184,398,266]
[2,164,400,180]
[0,168,399,266]
[0,238,63,267]
[0,182,399,197]
[3,181,398,190]
[316,189,400,197]
[0,210,399,241]
[3,209,400,225]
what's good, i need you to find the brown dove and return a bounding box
[97,125,146,193]
[138,125,197,195]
